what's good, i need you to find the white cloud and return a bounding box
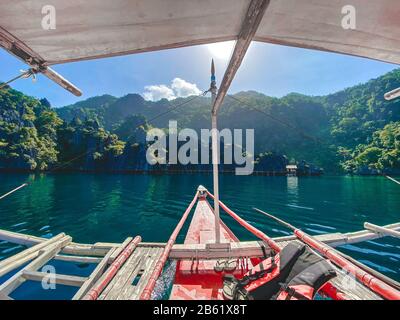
[143,84,175,101]
[143,78,201,101]
[171,78,202,98]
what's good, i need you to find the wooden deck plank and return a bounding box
[72,247,117,300]
[98,247,144,300]
[108,237,133,263]
[107,247,150,300]
[98,247,164,300]
[129,247,163,300]
[115,248,151,300]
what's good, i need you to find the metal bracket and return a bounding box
[206,242,231,250]
[0,27,82,96]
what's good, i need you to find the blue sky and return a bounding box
[0,41,397,108]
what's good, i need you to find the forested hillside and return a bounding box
[56,68,400,174]
[1,68,399,174]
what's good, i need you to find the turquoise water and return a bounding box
[0,173,399,298]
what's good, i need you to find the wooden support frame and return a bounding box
[0,236,71,296]
[384,87,400,101]
[108,237,133,263]
[0,221,399,300]
[0,292,13,300]
[0,229,159,257]
[0,229,117,257]
[0,27,82,96]
[209,0,269,245]
[0,222,399,263]
[169,241,266,260]
[364,222,400,239]
[0,233,66,277]
[22,270,87,287]
[212,0,270,116]
[54,254,103,264]
[72,247,117,300]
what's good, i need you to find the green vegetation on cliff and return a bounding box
[0,87,61,170]
[1,68,400,173]
[341,122,400,174]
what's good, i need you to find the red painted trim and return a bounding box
[140,191,199,299]
[206,190,281,252]
[294,229,400,300]
[83,235,142,300]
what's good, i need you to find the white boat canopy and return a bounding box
[1,0,400,65]
[1,0,400,96]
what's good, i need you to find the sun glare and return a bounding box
[206,41,234,60]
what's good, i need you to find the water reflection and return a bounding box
[0,173,399,281]
[286,176,299,206]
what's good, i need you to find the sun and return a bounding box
[206,41,234,60]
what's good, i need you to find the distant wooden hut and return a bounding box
[286,164,298,176]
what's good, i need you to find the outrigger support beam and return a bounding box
[0,27,82,96]
[253,208,400,300]
[211,0,270,116]
[384,87,400,101]
[210,0,270,244]
[40,66,82,96]
[140,191,199,300]
[364,222,400,239]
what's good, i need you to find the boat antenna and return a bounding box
[210,59,221,244]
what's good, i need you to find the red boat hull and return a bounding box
[170,198,254,300]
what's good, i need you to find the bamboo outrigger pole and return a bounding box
[253,208,400,300]
[140,191,199,300]
[384,87,400,100]
[385,175,400,185]
[0,183,28,201]
[83,236,142,300]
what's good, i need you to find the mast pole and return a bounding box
[210,59,221,244]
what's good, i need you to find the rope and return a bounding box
[0,69,36,90]
[0,183,28,200]
[0,90,209,201]
[226,94,322,143]
[206,190,281,252]
[145,89,209,124]
[50,89,210,172]
[385,175,400,185]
